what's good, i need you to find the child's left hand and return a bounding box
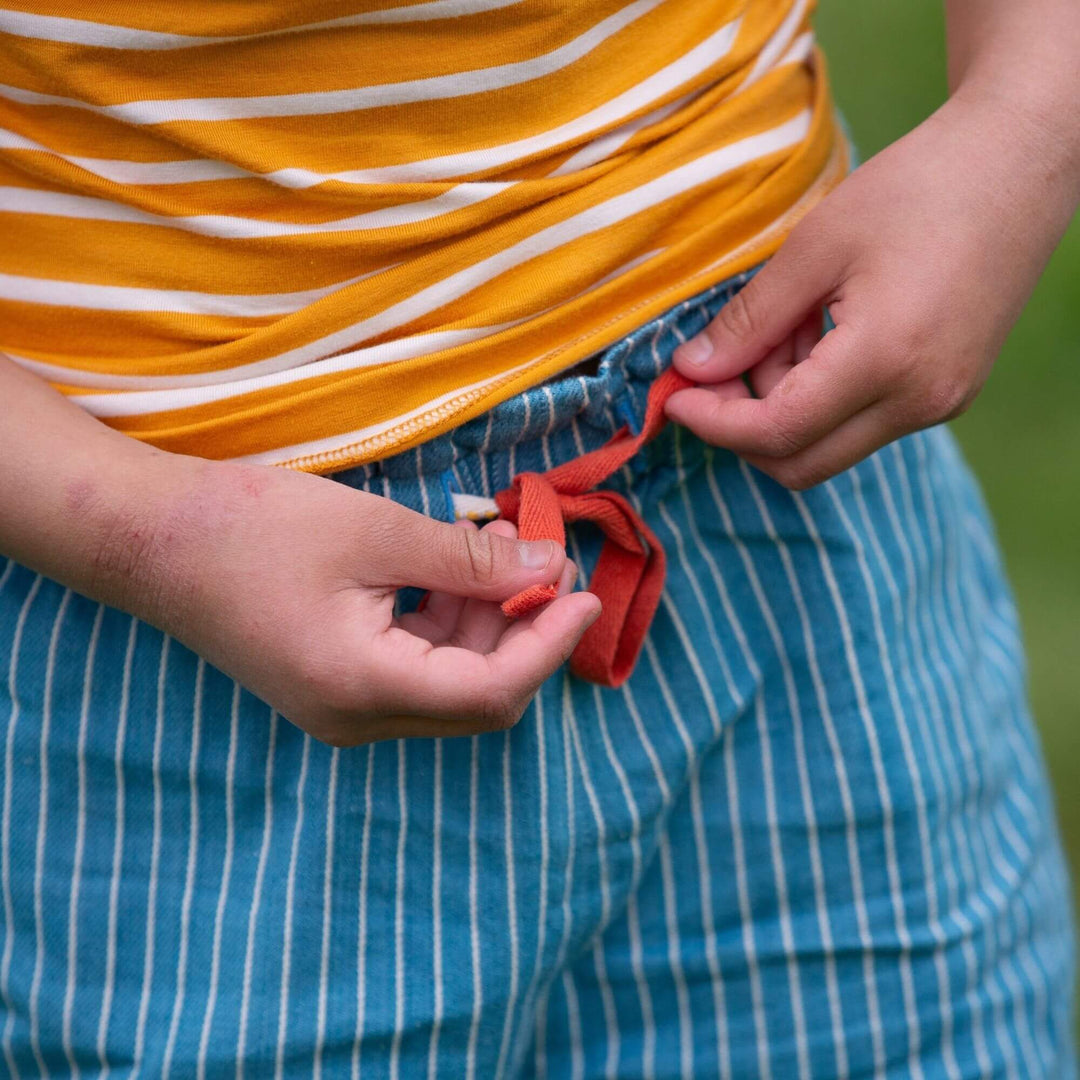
[664,92,1079,489]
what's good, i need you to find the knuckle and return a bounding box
[887,344,924,385]
[769,462,801,489]
[294,642,365,716]
[461,530,498,588]
[477,686,524,733]
[759,418,805,458]
[277,691,370,747]
[716,287,763,346]
[314,725,364,750]
[945,395,973,421]
[885,389,924,428]
[942,382,974,421]
[772,459,826,491]
[791,470,827,491]
[922,376,970,424]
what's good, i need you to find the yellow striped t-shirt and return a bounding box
[0,0,847,472]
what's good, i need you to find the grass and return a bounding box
[817,0,1080,1000]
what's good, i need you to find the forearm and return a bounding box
[945,0,1080,185]
[0,354,201,625]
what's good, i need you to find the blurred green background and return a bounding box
[817,0,1079,1002]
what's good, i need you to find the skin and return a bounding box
[0,359,601,745]
[2,1,1078,744]
[665,0,1080,490]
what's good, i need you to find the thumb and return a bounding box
[672,224,841,383]
[364,500,566,601]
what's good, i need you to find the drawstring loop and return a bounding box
[494,367,692,687]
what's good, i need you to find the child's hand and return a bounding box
[665,92,1079,489]
[138,460,600,745]
[0,351,600,746]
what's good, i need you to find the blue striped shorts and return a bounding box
[0,273,1075,1079]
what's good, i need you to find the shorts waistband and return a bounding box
[330,268,758,521]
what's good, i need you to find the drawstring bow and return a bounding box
[495,367,692,687]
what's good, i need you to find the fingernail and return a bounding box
[678,334,713,366]
[517,540,556,570]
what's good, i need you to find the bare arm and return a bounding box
[946,0,1080,112]
[945,0,1080,244]
[0,354,186,620]
[0,354,599,742]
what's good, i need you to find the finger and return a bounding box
[366,559,587,738]
[555,558,579,598]
[748,309,824,398]
[371,591,602,728]
[450,552,578,656]
[360,498,565,601]
[742,399,904,490]
[417,519,478,631]
[672,223,841,382]
[394,519,480,642]
[703,375,753,402]
[665,323,881,458]
[448,520,522,653]
[747,333,796,399]
[794,306,825,366]
[394,609,452,645]
[495,557,585,655]
[340,713,481,743]
[478,518,517,541]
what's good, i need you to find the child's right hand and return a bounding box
[119,457,601,745]
[0,357,599,745]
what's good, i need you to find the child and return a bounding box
[0,0,1076,1073]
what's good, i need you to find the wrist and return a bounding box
[945,0,1080,170]
[0,356,221,633]
[74,443,209,634]
[932,89,1080,238]
[948,73,1080,202]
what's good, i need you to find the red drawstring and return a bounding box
[495,367,692,687]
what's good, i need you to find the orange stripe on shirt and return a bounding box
[1,0,846,471]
